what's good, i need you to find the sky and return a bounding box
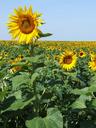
[0,0,96,41]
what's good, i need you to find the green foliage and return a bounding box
[0,42,96,128]
[26,108,63,128]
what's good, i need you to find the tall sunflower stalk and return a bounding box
[7,5,52,116]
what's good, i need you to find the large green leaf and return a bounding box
[11,73,30,90]
[0,91,6,102]
[88,84,96,92]
[71,95,91,109]
[0,67,9,78]
[2,97,35,112]
[25,108,63,128]
[26,117,45,128]
[9,90,22,100]
[89,75,96,92]
[31,73,39,86]
[24,54,44,63]
[91,99,96,108]
[71,83,96,97]
[71,87,89,95]
[44,108,63,128]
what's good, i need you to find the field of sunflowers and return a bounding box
[1,5,96,128]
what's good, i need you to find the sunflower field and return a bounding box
[1,5,96,128]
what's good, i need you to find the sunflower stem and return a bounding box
[29,44,33,56]
[28,40,39,116]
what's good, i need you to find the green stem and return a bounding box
[28,40,39,116]
[29,39,37,57]
[4,117,8,128]
[29,44,33,56]
[34,84,39,116]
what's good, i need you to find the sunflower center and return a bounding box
[23,20,30,28]
[19,15,35,34]
[80,52,83,56]
[63,55,72,64]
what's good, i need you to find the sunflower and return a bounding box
[7,6,44,44]
[79,50,86,58]
[90,51,95,60]
[59,51,77,71]
[0,51,8,60]
[9,55,24,73]
[89,53,96,71]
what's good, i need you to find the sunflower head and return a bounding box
[90,51,96,60]
[59,50,77,71]
[89,53,96,71]
[79,50,86,58]
[9,55,24,73]
[8,6,44,44]
[0,51,8,60]
[89,59,96,71]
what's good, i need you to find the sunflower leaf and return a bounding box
[25,108,63,128]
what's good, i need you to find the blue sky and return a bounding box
[0,0,96,41]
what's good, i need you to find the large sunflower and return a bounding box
[7,6,44,44]
[59,51,77,71]
[89,53,96,71]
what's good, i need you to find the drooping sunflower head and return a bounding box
[79,50,86,58]
[59,50,77,71]
[7,6,44,44]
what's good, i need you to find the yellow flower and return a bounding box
[79,50,86,58]
[90,51,95,60]
[0,51,8,60]
[9,55,23,73]
[54,55,59,61]
[89,53,96,71]
[59,51,77,71]
[7,6,44,44]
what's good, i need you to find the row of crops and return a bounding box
[0,40,96,128]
